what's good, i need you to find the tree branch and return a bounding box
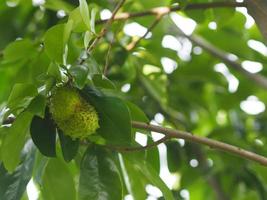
[96,2,246,24]
[175,27,267,90]
[106,136,170,152]
[86,0,126,53]
[131,121,267,166]
[126,15,163,51]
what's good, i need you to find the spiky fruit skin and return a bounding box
[49,86,99,139]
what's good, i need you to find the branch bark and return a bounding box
[131,121,267,166]
[96,2,246,24]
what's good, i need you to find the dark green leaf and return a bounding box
[58,130,79,162]
[30,110,56,157]
[69,64,89,89]
[79,146,122,200]
[0,140,35,200]
[82,89,132,146]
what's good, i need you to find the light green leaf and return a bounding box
[7,83,38,113]
[63,20,73,47]
[44,24,65,63]
[41,158,76,200]
[1,112,33,172]
[90,8,97,34]
[84,31,92,49]
[3,39,36,62]
[27,95,46,118]
[79,0,90,30]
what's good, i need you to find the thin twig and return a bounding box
[175,28,267,90]
[106,136,170,152]
[87,0,126,53]
[126,14,163,51]
[131,121,267,166]
[96,2,246,24]
[103,33,117,75]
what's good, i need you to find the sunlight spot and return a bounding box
[242,60,263,73]
[170,13,196,35]
[161,57,178,74]
[124,195,134,200]
[27,179,39,200]
[178,139,185,147]
[154,113,164,124]
[216,110,227,126]
[236,7,255,29]
[240,96,265,115]
[193,46,202,55]
[207,158,214,167]
[189,159,199,168]
[124,22,152,38]
[57,10,66,18]
[248,40,267,56]
[135,132,147,146]
[146,185,163,198]
[162,35,181,51]
[32,0,45,6]
[255,139,264,146]
[214,63,239,93]
[208,21,217,30]
[180,189,190,200]
[227,53,238,61]
[143,64,161,75]
[6,0,19,7]
[121,83,131,93]
[100,9,112,20]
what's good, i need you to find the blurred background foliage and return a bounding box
[0,0,267,199]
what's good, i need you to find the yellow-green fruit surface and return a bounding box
[49,86,99,139]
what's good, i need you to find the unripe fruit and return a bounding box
[49,86,99,139]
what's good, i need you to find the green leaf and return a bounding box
[3,39,36,62]
[58,130,79,162]
[92,74,116,89]
[166,141,183,173]
[82,89,132,146]
[44,24,65,63]
[1,112,33,172]
[63,20,73,47]
[7,83,38,112]
[125,101,149,123]
[0,141,35,200]
[79,0,90,30]
[138,162,174,200]
[69,8,87,32]
[90,8,97,34]
[69,64,89,89]
[84,31,92,49]
[79,146,122,200]
[44,0,74,13]
[30,110,56,157]
[41,158,76,200]
[27,95,46,118]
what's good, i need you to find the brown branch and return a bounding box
[86,0,126,53]
[175,28,267,90]
[106,136,170,152]
[96,2,246,24]
[126,15,163,51]
[131,121,267,166]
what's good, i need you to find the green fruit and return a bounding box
[49,86,99,139]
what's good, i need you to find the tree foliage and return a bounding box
[0,0,267,199]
